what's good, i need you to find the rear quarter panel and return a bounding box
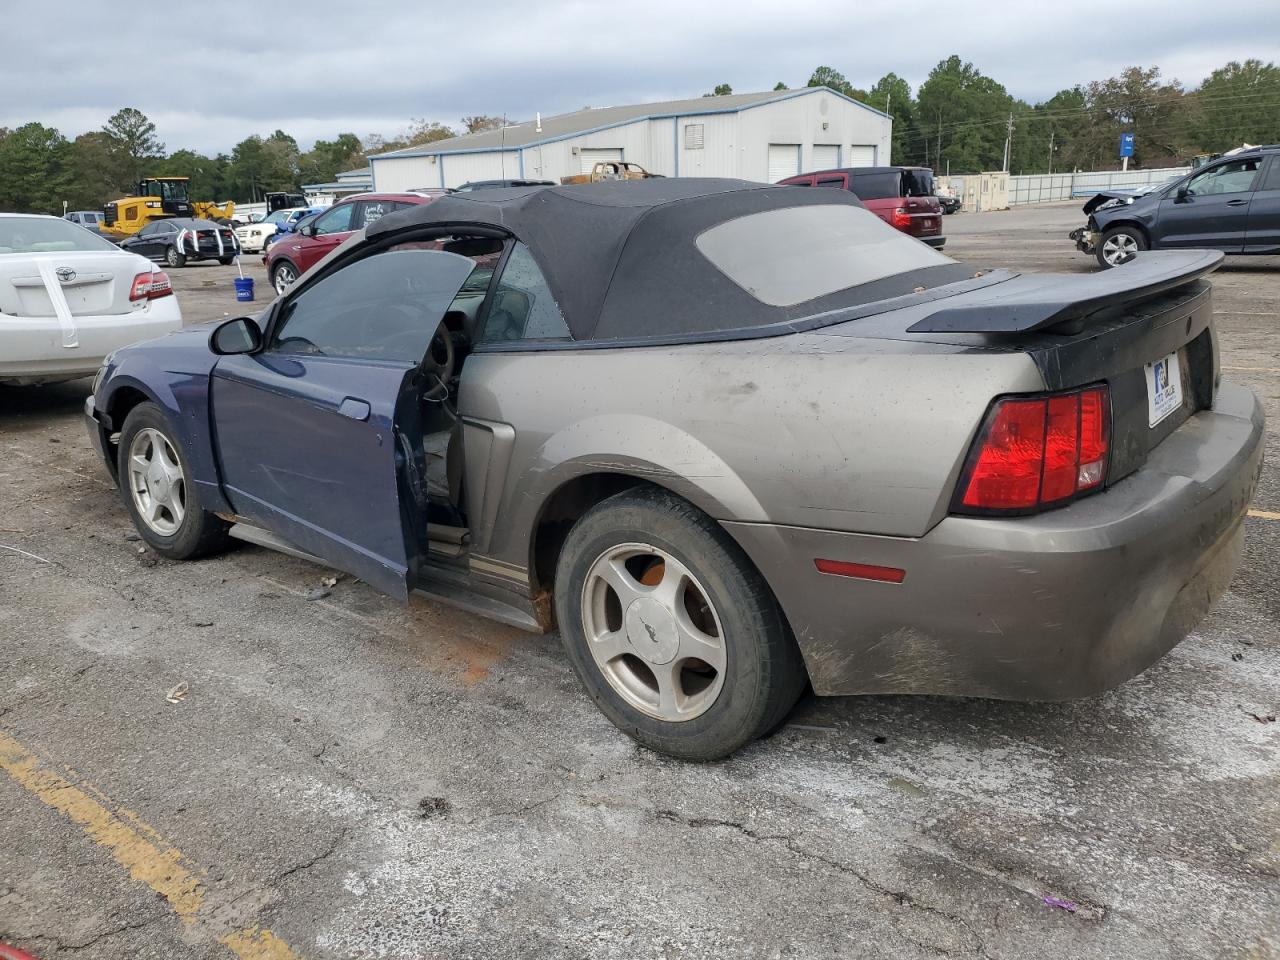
[461,335,1045,572]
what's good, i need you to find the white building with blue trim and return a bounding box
[368,86,892,192]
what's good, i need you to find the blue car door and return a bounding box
[1244,155,1280,254]
[1155,156,1262,252]
[209,247,478,600]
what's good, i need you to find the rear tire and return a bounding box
[218,256,234,266]
[165,246,186,268]
[117,402,230,560]
[1096,225,1146,268]
[554,487,806,761]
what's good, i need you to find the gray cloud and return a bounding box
[3,0,1278,154]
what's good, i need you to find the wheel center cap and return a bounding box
[624,597,679,665]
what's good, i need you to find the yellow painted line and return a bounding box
[0,731,204,917]
[220,926,303,960]
[1248,509,1280,521]
[0,730,302,958]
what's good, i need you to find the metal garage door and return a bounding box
[579,148,623,173]
[847,145,877,168]
[812,144,840,170]
[767,144,801,182]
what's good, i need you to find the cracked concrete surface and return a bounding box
[1,208,1278,958]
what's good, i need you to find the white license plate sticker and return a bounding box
[1145,352,1183,427]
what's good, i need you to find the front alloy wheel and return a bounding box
[1097,226,1146,268]
[127,427,186,536]
[116,402,230,559]
[272,261,298,294]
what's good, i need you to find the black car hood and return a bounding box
[1081,190,1142,215]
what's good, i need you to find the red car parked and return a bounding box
[778,166,944,248]
[264,191,447,294]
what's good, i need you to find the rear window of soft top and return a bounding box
[695,203,952,307]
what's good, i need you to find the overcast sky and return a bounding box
[6,0,1279,155]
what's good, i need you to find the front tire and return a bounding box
[271,260,298,294]
[165,245,186,268]
[117,403,230,560]
[1096,225,1146,268]
[554,488,806,760]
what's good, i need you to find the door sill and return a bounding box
[412,580,541,632]
[227,522,326,565]
[226,522,541,633]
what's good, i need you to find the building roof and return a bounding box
[302,166,372,192]
[370,87,889,161]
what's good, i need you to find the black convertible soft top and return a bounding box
[367,178,972,342]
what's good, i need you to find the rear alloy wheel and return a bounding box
[271,260,298,294]
[581,542,727,722]
[555,488,806,760]
[165,245,186,268]
[117,402,230,559]
[1097,226,1146,268]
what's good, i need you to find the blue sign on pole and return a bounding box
[1119,132,1135,158]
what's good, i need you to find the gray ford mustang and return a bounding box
[85,179,1264,759]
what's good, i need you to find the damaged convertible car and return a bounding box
[85,179,1264,759]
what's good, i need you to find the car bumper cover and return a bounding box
[84,393,116,477]
[723,383,1265,701]
[0,303,182,382]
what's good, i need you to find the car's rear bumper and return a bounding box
[724,383,1265,700]
[0,302,182,384]
[920,235,946,248]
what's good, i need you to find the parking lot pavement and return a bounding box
[1,217,1277,960]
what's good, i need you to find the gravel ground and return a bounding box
[0,205,1276,960]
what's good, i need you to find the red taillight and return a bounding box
[129,270,173,301]
[955,385,1110,514]
[891,207,912,229]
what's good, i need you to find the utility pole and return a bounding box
[1047,129,1054,175]
[1002,112,1014,172]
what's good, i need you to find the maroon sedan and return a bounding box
[265,191,446,294]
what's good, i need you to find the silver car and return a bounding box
[86,179,1264,759]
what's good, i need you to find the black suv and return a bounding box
[1071,145,1280,267]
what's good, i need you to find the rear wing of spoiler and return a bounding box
[907,250,1223,335]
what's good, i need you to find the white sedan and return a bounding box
[0,213,182,385]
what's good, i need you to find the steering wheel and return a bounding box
[421,318,455,405]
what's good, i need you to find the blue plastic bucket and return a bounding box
[233,276,254,302]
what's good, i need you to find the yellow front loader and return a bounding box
[102,177,235,239]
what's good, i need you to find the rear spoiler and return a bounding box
[907,250,1223,334]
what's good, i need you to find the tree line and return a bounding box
[719,57,1280,175]
[2,56,1278,214]
[0,110,506,214]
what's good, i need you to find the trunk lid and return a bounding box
[0,250,151,318]
[817,250,1224,487]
